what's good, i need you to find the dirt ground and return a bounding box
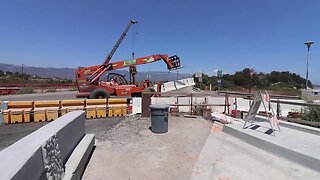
[83,115,212,180]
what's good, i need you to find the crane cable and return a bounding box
[132,23,138,59]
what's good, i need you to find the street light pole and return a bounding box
[304,41,314,89]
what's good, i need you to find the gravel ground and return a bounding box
[83,115,212,180]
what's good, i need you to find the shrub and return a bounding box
[302,101,320,122]
[16,87,35,94]
[45,88,56,93]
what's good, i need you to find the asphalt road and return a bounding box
[0,117,123,151]
[0,86,210,102]
[0,91,79,101]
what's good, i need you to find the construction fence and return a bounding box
[0,98,131,124]
[139,92,320,128]
[1,91,320,128]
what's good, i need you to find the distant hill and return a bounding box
[0,63,191,82]
[0,63,75,79]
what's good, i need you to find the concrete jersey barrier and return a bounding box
[0,111,94,180]
[161,77,195,92]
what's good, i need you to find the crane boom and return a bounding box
[103,20,137,65]
[89,54,180,82]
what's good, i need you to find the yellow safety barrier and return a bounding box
[34,100,60,122]
[3,110,28,124]
[85,99,107,119]
[3,101,32,124]
[108,105,127,117]
[1,98,131,124]
[108,98,127,104]
[61,100,85,115]
[107,98,128,117]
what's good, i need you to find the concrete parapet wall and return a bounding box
[180,77,195,86]
[0,111,89,180]
[174,79,186,89]
[163,81,176,92]
[161,78,195,92]
[132,97,142,114]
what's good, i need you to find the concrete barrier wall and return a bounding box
[161,78,195,92]
[0,111,87,180]
[152,97,176,105]
[177,97,191,112]
[174,79,187,89]
[181,78,195,86]
[132,97,142,114]
[150,96,304,117]
[207,97,225,113]
[234,98,304,117]
[162,81,176,92]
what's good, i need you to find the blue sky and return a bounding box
[0,0,320,83]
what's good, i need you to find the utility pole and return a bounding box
[176,69,179,80]
[217,70,222,91]
[249,69,253,93]
[304,41,314,89]
[21,64,24,74]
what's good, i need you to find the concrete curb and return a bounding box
[222,124,320,172]
[190,123,223,180]
[255,116,320,136]
[64,134,95,180]
[279,120,320,136]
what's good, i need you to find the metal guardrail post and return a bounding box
[235,98,238,111]
[190,93,193,115]
[276,100,280,117]
[224,93,230,114]
[0,101,9,125]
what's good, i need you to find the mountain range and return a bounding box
[0,63,191,82]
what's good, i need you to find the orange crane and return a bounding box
[75,20,181,98]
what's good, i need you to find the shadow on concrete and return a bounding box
[80,146,96,179]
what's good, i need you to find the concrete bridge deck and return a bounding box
[83,116,212,180]
[82,116,320,180]
[1,115,319,179]
[223,119,320,172]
